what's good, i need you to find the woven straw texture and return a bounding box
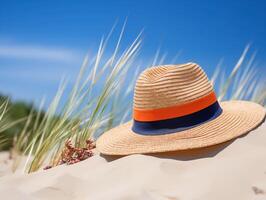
[134,63,213,110]
[96,63,266,155]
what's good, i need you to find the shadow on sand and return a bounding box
[100,139,234,162]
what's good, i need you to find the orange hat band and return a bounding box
[133,91,217,122]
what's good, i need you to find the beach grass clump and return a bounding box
[13,25,142,173]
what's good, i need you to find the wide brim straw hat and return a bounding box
[96,63,265,155]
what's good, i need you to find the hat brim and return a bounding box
[96,101,265,155]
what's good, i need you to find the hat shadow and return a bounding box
[150,140,233,160]
[100,139,234,162]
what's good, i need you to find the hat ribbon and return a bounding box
[132,91,223,135]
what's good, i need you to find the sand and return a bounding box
[0,122,265,200]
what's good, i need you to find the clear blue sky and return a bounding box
[0,0,265,104]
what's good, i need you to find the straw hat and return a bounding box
[96,63,265,155]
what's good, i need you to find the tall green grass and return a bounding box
[13,26,142,173]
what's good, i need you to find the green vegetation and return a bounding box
[18,26,141,173]
[0,95,45,151]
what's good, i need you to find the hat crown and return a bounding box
[133,63,214,110]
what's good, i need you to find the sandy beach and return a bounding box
[0,122,265,200]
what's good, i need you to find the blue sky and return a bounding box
[0,0,265,105]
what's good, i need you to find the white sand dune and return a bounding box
[0,122,265,200]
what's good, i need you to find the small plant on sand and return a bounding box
[44,138,95,169]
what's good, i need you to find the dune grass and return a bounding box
[0,27,265,173]
[212,45,265,106]
[12,26,142,173]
